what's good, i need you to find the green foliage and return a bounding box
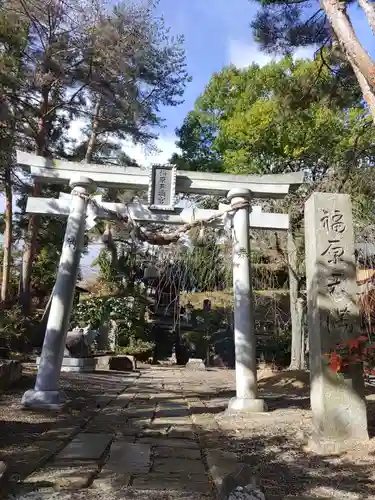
[257,327,291,368]
[174,238,232,292]
[116,340,155,357]
[172,56,374,177]
[183,308,233,363]
[0,305,26,338]
[0,305,40,351]
[71,297,109,330]
[250,0,330,55]
[171,110,224,172]
[70,288,153,355]
[91,250,118,285]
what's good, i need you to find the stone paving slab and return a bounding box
[91,441,151,492]
[155,416,192,425]
[12,487,214,499]
[122,408,155,418]
[102,441,151,474]
[168,426,196,440]
[205,449,249,500]
[22,462,99,490]
[54,433,113,461]
[84,424,138,438]
[7,367,296,500]
[131,472,213,494]
[155,408,190,418]
[152,446,201,460]
[40,420,86,441]
[139,427,170,438]
[137,437,200,449]
[152,457,206,474]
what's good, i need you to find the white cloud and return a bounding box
[227,39,316,69]
[228,40,276,68]
[122,135,179,167]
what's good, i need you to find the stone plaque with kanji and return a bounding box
[148,164,176,211]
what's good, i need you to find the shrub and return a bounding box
[323,334,375,377]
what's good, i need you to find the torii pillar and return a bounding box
[22,176,94,408]
[227,188,267,413]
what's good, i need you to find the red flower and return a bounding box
[329,351,342,373]
[342,339,360,350]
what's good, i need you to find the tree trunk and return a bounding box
[85,98,101,163]
[287,231,304,370]
[358,0,375,34]
[84,99,120,272]
[1,165,13,304]
[300,297,306,368]
[19,91,49,315]
[321,0,375,92]
[19,178,41,315]
[350,57,375,124]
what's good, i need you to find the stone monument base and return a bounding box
[226,397,267,414]
[36,354,137,373]
[36,356,96,373]
[22,388,67,410]
[310,371,369,450]
[305,431,369,456]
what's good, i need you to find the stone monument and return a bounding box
[108,319,118,352]
[65,326,98,357]
[305,192,368,452]
[36,326,99,373]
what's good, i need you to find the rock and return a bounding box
[228,485,266,500]
[65,326,99,357]
[25,463,99,490]
[206,455,262,500]
[186,358,205,371]
[65,330,89,357]
[109,355,136,371]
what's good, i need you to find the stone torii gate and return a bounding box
[17,150,303,411]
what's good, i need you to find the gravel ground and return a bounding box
[188,368,375,499]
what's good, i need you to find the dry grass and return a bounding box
[180,290,289,310]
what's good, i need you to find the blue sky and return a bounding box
[1,0,374,167]
[144,0,375,164]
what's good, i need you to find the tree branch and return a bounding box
[322,0,375,92]
[358,0,375,35]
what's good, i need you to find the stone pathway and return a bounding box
[4,366,375,500]
[7,367,237,500]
